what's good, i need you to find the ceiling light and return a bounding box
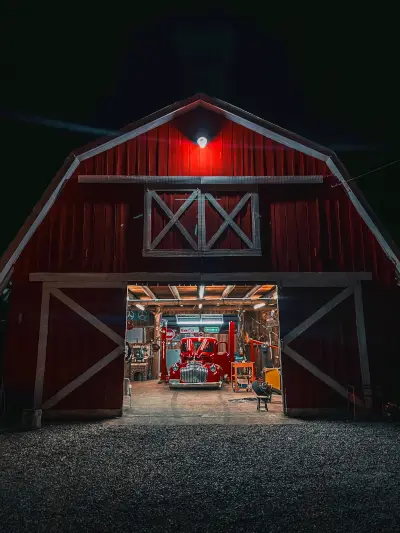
[199,285,205,299]
[177,320,223,326]
[254,302,266,310]
[136,303,145,311]
[197,137,207,148]
[198,303,203,309]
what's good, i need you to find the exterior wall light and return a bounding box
[197,137,207,148]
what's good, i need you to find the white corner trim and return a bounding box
[33,285,51,409]
[326,158,400,273]
[354,282,373,409]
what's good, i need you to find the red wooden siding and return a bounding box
[279,288,363,412]
[3,282,42,412]
[10,111,396,285]
[43,288,125,411]
[79,116,328,177]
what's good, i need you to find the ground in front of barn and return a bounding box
[1,403,400,533]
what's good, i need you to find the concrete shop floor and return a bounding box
[118,379,300,425]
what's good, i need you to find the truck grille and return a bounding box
[180,363,208,383]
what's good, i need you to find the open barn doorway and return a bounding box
[123,283,283,418]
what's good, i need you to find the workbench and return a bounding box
[231,362,255,392]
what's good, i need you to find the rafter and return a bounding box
[168,285,180,299]
[127,288,139,301]
[141,286,157,300]
[222,285,235,298]
[244,285,262,299]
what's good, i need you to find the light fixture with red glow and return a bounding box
[197,136,207,148]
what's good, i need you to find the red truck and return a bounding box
[168,337,231,389]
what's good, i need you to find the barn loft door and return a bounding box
[143,189,261,257]
[279,285,371,416]
[34,285,126,415]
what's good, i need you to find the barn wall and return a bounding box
[11,113,396,284]
[3,109,398,419]
[3,282,42,412]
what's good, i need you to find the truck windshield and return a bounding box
[181,340,215,353]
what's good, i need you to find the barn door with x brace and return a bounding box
[34,284,126,416]
[143,189,261,256]
[278,284,372,416]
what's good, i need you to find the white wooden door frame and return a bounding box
[33,282,125,411]
[281,282,371,410]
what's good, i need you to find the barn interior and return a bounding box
[124,283,282,414]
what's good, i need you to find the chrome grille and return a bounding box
[180,363,208,383]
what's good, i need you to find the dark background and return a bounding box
[1,4,399,255]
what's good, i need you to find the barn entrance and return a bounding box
[30,272,370,422]
[124,283,283,417]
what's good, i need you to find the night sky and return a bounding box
[1,5,399,255]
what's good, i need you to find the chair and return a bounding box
[256,396,269,411]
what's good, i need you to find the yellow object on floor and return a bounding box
[263,368,281,392]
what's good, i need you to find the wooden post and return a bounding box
[229,320,235,380]
[250,340,255,363]
[354,282,373,410]
[159,323,168,382]
[153,307,161,379]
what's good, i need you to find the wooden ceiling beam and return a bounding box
[168,285,180,299]
[221,285,235,298]
[244,285,263,299]
[141,286,157,300]
[130,298,275,307]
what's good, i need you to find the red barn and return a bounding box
[1,94,399,424]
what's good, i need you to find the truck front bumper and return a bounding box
[168,380,222,389]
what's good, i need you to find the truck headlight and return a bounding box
[173,364,179,373]
[210,364,217,373]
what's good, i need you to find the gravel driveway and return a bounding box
[1,422,399,532]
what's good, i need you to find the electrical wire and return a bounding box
[331,158,400,188]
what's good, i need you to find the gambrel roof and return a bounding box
[1,93,399,287]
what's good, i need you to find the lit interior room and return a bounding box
[124,283,282,412]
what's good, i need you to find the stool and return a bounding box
[256,396,269,411]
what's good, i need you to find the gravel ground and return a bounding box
[1,421,400,532]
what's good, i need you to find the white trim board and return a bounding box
[78,175,324,184]
[1,95,399,286]
[29,272,373,285]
